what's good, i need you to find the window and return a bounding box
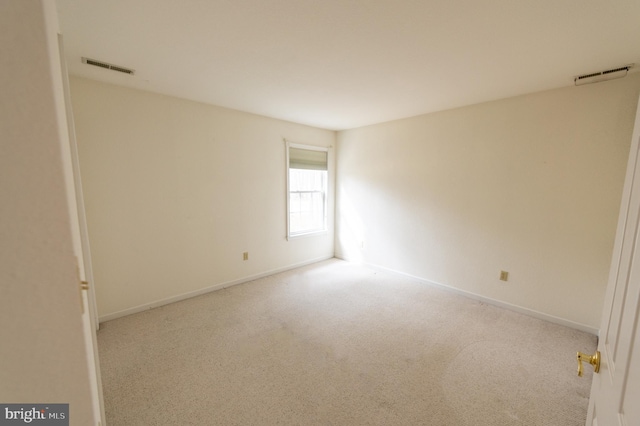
[287,143,328,238]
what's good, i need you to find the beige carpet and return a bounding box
[98,259,597,425]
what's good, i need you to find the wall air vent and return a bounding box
[574,64,633,86]
[82,57,135,75]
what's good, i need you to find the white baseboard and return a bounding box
[99,255,334,323]
[335,254,599,335]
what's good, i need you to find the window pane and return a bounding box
[289,168,327,235]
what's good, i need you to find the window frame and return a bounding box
[286,141,329,240]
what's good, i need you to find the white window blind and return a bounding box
[289,147,328,171]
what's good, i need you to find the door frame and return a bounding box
[57,33,106,425]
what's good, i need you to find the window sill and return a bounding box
[287,229,328,240]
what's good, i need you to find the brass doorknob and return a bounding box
[577,351,600,376]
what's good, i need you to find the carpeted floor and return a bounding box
[98,259,597,425]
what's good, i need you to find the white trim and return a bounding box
[59,36,100,331]
[99,255,334,323]
[285,140,329,240]
[288,229,329,240]
[100,253,598,334]
[335,254,599,335]
[56,32,106,426]
[285,141,291,239]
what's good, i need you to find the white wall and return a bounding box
[336,73,640,331]
[0,1,95,424]
[69,78,336,319]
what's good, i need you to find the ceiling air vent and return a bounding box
[574,64,633,86]
[82,57,135,75]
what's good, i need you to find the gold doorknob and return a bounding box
[577,351,600,376]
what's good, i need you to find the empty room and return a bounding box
[3,1,640,425]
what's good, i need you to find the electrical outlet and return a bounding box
[500,270,509,281]
[243,252,249,261]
